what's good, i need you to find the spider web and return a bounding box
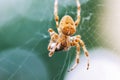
[0,0,119,80]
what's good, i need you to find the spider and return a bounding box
[47,0,89,71]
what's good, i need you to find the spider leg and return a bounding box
[75,0,81,27]
[48,28,57,36]
[48,28,54,50]
[48,42,61,57]
[48,43,57,57]
[48,28,59,57]
[48,40,52,51]
[79,38,90,70]
[68,41,80,72]
[54,0,59,28]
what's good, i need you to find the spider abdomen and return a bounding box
[59,15,76,36]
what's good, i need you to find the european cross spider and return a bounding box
[48,0,89,71]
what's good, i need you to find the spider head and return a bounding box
[60,15,76,36]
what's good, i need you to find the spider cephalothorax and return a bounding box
[47,0,90,71]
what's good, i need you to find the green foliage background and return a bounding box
[0,0,102,80]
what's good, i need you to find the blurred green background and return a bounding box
[0,0,104,80]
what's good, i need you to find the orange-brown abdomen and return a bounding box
[59,15,76,36]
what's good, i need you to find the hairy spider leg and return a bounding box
[68,40,80,71]
[79,39,90,70]
[75,0,81,27]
